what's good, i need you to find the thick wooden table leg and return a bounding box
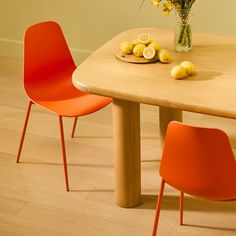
[112,99,141,208]
[159,106,183,147]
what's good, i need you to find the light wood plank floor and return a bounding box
[1,57,236,236]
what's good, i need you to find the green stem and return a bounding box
[186,24,191,48]
[187,0,195,12]
[177,9,192,48]
[178,23,186,45]
[138,0,146,11]
[177,22,191,48]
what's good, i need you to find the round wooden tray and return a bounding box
[115,51,159,64]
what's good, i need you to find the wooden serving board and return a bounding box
[115,51,159,64]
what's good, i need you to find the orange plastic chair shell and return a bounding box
[160,121,236,201]
[24,21,111,117]
[17,21,112,191]
[152,121,236,235]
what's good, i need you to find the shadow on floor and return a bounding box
[184,223,236,232]
[139,194,236,213]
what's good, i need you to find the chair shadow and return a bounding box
[184,223,236,232]
[139,194,236,213]
[139,194,236,232]
[71,135,113,139]
[18,161,113,168]
[70,189,114,193]
[141,159,160,163]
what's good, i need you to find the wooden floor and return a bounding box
[1,57,236,235]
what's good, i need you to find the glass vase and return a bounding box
[175,10,192,52]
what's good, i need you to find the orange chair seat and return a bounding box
[165,172,236,201]
[25,66,111,117]
[37,93,111,117]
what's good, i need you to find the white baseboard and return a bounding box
[0,38,92,64]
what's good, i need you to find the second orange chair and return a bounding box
[16,21,112,191]
[152,121,236,235]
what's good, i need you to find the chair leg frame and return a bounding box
[16,103,70,191]
[152,180,184,235]
[180,191,184,225]
[16,101,33,163]
[71,116,78,138]
[152,178,165,236]
[58,116,70,191]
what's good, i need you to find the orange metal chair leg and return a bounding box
[152,179,165,236]
[180,191,184,225]
[58,116,69,191]
[16,101,33,163]
[71,116,78,138]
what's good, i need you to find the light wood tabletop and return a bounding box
[72,28,236,208]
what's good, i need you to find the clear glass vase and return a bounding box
[175,10,192,52]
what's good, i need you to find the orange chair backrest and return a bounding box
[160,121,236,200]
[23,21,78,101]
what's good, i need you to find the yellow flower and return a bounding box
[151,0,160,8]
[163,8,170,16]
[163,1,173,10]
[162,1,173,15]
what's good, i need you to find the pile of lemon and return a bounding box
[171,61,196,79]
[120,33,171,63]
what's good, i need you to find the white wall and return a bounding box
[1,0,236,64]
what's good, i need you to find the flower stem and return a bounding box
[178,23,187,45]
[176,11,191,50]
[186,24,191,47]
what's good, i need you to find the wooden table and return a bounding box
[72,28,236,208]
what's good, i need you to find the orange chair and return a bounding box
[152,121,236,235]
[16,21,112,191]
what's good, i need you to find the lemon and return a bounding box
[148,41,160,51]
[133,38,139,46]
[150,38,157,43]
[138,33,151,45]
[143,47,156,60]
[180,61,196,75]
[171,65,187,79]
[133,43,146,57]
[120,41,133,55]
[158,49,172,63]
